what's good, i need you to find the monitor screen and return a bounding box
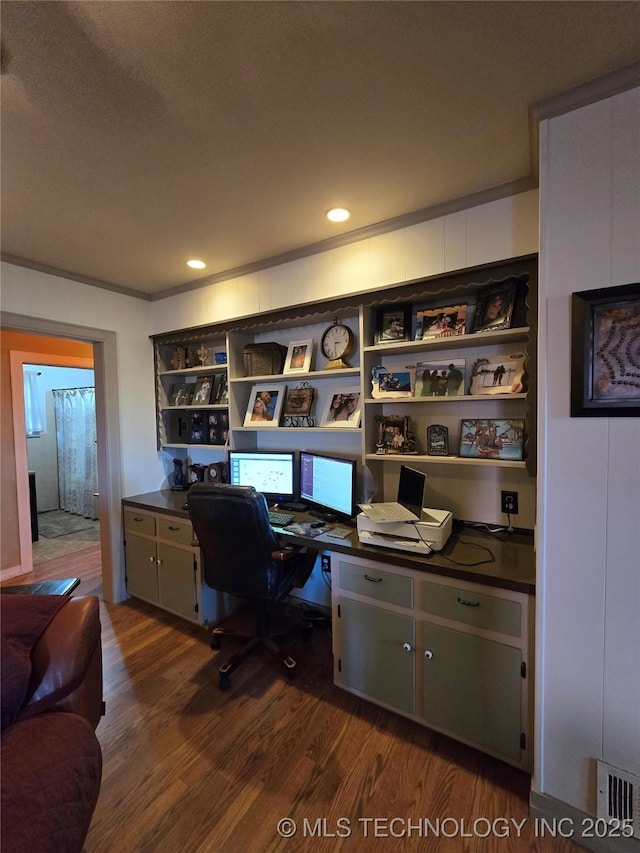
[228,450,296,503]
[299,451,356,520]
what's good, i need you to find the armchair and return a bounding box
[187,483,317,690]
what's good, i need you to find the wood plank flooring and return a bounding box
[7,549,582,853]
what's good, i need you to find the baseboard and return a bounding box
[0,565,27,583]
[529,791,640,853]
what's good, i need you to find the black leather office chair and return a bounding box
[187,482,318,690]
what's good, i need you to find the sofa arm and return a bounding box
[20,596,104,730]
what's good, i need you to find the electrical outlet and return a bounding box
[321,555,331,573]
[501,491,519,515]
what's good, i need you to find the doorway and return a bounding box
[3,311,125,603]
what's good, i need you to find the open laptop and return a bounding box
[358,465,426,522]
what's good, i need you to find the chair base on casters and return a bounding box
[210,612,313,691]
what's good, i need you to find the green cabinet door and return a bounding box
[338,598,415,715]
[422,622,522,762]
[157,543,197,621]
[125,533,159,603]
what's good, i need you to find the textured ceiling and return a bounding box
[1,1,639,298]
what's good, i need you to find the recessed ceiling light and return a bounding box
[187,259,206,270]
[326,207,351,223]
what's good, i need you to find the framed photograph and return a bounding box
[283,339,314,373]
[459,419,525,461]
[371,365,414,398]
[426,424,450,456]
[415,359,466,397]
[471,280,517,333]
[571,283,640,416]
[168,382,192,406]
[217,373,229,403]
[374,414,417,454]
[469,353,525,395]
[243,384,286,427]
[374,304,412,344]
[320,387,362,428]
[191,375,214,405]
[188,411,205,444]
[415,304,467,340]
[283,383,315,418]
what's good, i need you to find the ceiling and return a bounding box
[1,1,639,300]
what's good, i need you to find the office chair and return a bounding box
[187,482,318,691]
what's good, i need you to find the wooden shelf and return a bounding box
[364,326,529,355]
[365,453,527,468]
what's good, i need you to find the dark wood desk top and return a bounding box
[0,578,81,596]
[123,490,536,595]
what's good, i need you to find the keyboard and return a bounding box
[268,511,295,527]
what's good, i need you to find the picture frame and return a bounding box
[283,383,315,418]
[168,382,192,406]
[571,283,640,417]
[283,338,314,373]
[374,304,412,344]
[469,353,525,395]
[320,387,362,428]
[374,414,418,454]
[458,419,525,461]
[243,384,286,427]
[426,424,450,456]
[370,365,414,398]
[415,304,467,340]
[191,375,214,405]
[188,411,205,444]
[415,359,466,397]
[471,279,517,333]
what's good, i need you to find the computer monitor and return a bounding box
[228,450,297,505]
[299,451,356,521]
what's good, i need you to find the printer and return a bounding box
[357,507,453,555]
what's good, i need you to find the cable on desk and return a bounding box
[437,535,497,567]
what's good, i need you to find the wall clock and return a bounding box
[321,318,356,369]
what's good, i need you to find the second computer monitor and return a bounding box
[228,450,296,504]
[299,451,356,521]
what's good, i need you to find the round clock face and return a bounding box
[321,322,354,362]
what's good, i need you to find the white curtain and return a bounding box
[23,370,44,436]
[53,387,98,518]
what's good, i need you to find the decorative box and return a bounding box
[243,342,288,377]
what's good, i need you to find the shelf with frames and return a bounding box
[364,453,527,469]
[363,325,530,356]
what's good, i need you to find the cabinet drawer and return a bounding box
[158,516,194,546]
[421,580,521,637]
[124,509,156,537]
[339,560,413,608]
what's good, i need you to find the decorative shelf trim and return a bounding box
[159,365,227,377]
[365,453,527,468]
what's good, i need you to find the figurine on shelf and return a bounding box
[171,458,186,491]
[197,344,210,366]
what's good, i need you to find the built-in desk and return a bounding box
[123,490,535,770]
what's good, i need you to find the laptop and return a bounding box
[358,466,426,523]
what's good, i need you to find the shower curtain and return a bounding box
[53,387,98,519]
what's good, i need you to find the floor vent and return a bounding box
[597,761,640,840]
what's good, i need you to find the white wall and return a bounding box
[536,88,640,814]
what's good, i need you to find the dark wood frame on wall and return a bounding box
[571,282,640,417]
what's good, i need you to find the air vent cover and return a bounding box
[596,761,640,840]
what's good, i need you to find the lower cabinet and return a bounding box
[332,553,533,770]
[123,506,236,626]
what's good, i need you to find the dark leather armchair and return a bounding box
[188,482,317,690]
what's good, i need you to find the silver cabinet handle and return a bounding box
[424,650,433,659]
[403,642,413,652]
[156,559,163,566]
[148,556,155,563]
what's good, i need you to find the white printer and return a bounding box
[357,465,452,555]
[357,507,453,554]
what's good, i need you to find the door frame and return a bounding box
[2,311,125,603]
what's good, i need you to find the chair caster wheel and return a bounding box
[211,635,221,650]
[219,674,231,691]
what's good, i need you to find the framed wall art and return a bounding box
[283,339,314,374]
[571,283,640,416]
[374,304,412,344]
[471,279,517,333]
[283,382,316,426]
[371,365,414,398]
[415,304,467,340]
[243,384,286,427]
[469,353,525,395]
[320,388,362,428]
[459,419,524,461]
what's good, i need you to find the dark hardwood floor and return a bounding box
[10,547,582,853]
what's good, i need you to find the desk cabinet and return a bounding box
[332,552,533,770]
[123,507,236,626]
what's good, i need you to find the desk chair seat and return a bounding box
[188,483,317,690]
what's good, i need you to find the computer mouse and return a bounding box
[310,520,326,528]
